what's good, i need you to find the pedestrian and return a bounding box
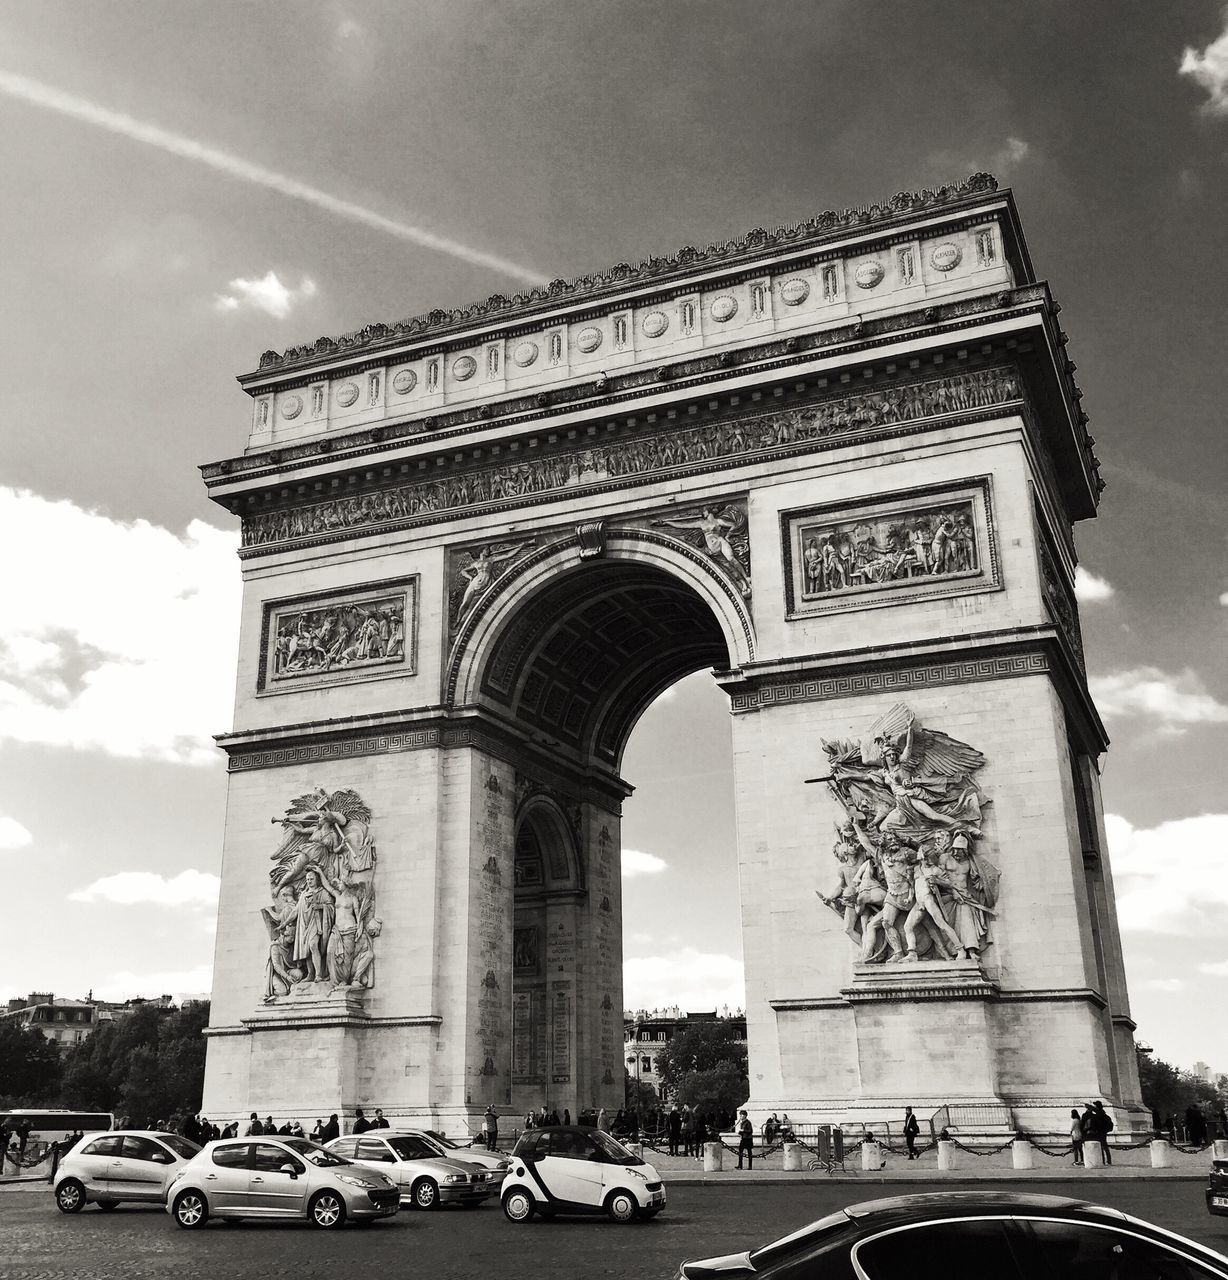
[667,1105,682,1157]
[1092,1101,1113,1164]
[780,1113,795,1143]
[680,1106,694,1157]
[373,1109,389,1129]
[597,1107,609,1133]
[736,1110,754,1170]
[484,1105,499,1151]
[903,1106,920,1160]
[321,1113,340,1143]
[353,1107,371,1134]
[264,1116,274,1135]
[1070,1109,1084,1165]
[245,1112,263,1137]
[563,1108,571,1126]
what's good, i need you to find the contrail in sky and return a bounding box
[0,69,546,286]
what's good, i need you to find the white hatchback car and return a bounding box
[400,1129,510,1189]
[501,1126,665,1224]
[54,1130,201,1213]
[327,1132,492,1209]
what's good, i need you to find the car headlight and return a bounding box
[497,1159,511,1169]
[444,1174,466,1183]
[625,1168,647,1180]
[337,1174,375,1188]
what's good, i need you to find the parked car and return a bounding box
[326,1132,492,1209]
[677,1192,1228,1279]
[501,1125,665,1224]
[167,1136,399,1229]
[398,1128,510,1188]
[1210,1158,1228,1217]
[54,1130,201,1213]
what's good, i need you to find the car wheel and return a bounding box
[411,1178,439,1210]
[605,1189,638,1224]
[309,1190,346,1229]
[96,1200,120,1212]
[502,1189,535,1222]
[55,1179,86,1214]
[173,1190,209,1229]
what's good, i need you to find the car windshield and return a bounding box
[589,1129,643,1166]
[283,1137,349,1167]
[387,1136,436,1161]
[157,1135,201,1159]
[748,1212,852,1267]
[425,1130,460,1150]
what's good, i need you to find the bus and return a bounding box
[1,1110,114,1148]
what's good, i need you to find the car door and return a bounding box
[202,1143,253,1211]
[111,1136,175,1201]
[538,1131,605,1208]
[355,1137,398,1183]
[247,1143,308,1216]
[1020,1217,1228,1280]
[72,1134,124,1196]
[852,1216,1028,1280]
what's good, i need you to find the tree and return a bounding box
[58,1001,209,1124]
[624,1071,657,1114]
[654,1020,747,1091]
[0,1022,61,1107]
[672,1062,748,1123]
[1137,1047,1228,1131]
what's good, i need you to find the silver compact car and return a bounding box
[54,1130,201,1213]
[327,1132,492,1209]
[167,1137,399,1229]
[400,1129,510,1189]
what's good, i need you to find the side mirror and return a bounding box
[279,1163,300,1178]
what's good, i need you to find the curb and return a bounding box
[659,1171,1209,1185]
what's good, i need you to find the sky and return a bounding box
[1,0,1226,1076]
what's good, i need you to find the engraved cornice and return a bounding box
[246,174,1003,379]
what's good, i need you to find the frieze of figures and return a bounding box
[266,590,408,686]
[808,702,1000,967]
[242,366,1022,549]
[261,789,381,1004]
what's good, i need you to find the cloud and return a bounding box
[0,69,544,285]
[70,870,220,907]
[214,271,317,319]
[1089,666,1228,733]
[1074,566,1114,602]
[1142,978,1185,993]
[622,848,668,877]
[1107,812,1228,934]
[1198,960,1228,977]
[90,966,214,1002]
[1219,591,1228,607]
[623,947,745,1013]
[993,136,1031,173]
[0,814,33,850]
[0,487,240,764]
[1180,12,1228,116]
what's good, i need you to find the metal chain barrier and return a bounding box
[947,1136,1018,1157]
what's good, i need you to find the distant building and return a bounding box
[1,991,182,1045]
[1193,1060,1213,1083]
[623,1006,747,1099]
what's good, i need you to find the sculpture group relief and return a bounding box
[800,499,976,599]
[268,591,408,684]
[261,789,381,1003]
[809,703,999,966]
[242,366,1022,549]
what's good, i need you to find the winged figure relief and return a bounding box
[652,503,751,597]
[269,787,376,891]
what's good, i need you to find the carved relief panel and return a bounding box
[257,576,417,693]
[781,478,999,617]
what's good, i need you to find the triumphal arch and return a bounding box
[201,174,1144,1133]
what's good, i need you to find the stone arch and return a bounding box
[446,528,754,769]
[513,793,582,892]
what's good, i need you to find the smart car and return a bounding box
[1210,1158,1228,1217]
[501,1125,665,1224]
[167,1136,399,1229]
[54,1130,201,1213]
[326,1132,492,1209]
[677,1192,1228,1279]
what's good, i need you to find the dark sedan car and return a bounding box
[1210,1160,1228,1217]
[679,1192,1228,1280]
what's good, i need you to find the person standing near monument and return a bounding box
[903,1106,920,1159]
[484,1105,499,1151]
[1093,1100,1113,1164]
[666,1106,682,1156]
[353,1107,371,1134]
[736,1110,755,1170]
[1070,1109,1084,1165]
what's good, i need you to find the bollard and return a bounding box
[1150,1140,1172,1169]
[861,1140,882,1171]
[782,1142,804,1171]
[1011,1139,1033,1170]
[1083,1139,1104,1168]
[703,1141,724,1172]
[937,1139,956,1171]
[1214,1140,1228,1160]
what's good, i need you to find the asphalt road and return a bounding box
[2,1180,1226,1280]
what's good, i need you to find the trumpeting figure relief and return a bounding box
[261,788,381,1003]
[809,703,999,966]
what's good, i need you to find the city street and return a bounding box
[2,1179,1226,1280]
